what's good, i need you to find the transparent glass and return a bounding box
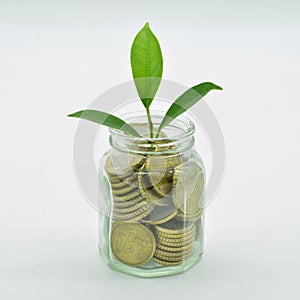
[98,113,205,277]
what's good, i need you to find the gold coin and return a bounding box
[138,173,163,201]
[112,204,153,222]
[105,154,145,178]
[110,175,138,189]
[136,140,182,203]
[107,173,130,184]
[125,208,154,223]
[114,194,145,203]
[173,161,205,214]
[157,237,195,248]
[154,196,174,207]
[138,173,175,207]
[104,155,130,177]
[154,254,183,262]
[142,207,178,225]
[105,153,145,188]
[131,136,177,155]
[154,218,195,235]
[149,139,180,156]
[175,209,203,222]
[113,200,151,214]
[113,203,152,218]
[155,248,193,259]
[142,154,180,198]
[157,243,193,253]
[113,188,142,201]
[152,257,183,266]
[108,172,137,182]
[111,222,156,266]
[112,184,138,196]
[113,201,138,209]
[155,227,194,239]
[157,231,195,245]
[110,181,129,189]
[113,196,146,208]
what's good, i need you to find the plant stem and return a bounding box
[146,107,154,138]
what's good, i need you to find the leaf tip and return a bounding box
[205,82,223,91]
[67,111,83,118]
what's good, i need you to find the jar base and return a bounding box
[99,246,203,278]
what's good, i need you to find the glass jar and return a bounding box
[98,113,205,277]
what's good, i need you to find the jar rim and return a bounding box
[109,110,195,141]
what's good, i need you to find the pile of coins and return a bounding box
[151,219,196,266]
[104,139,204,267]
[105,154,154,223]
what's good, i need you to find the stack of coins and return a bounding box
[151,219,196,266]
[173,161,204,222]
[105,137,204,267]
[138,143,182,207]
[105,154,154,222]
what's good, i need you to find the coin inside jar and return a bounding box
[173,161,205,215]
[138,143,182,205]
[105,153,145,179]
[110,222,156,266]
[153,218,195,235]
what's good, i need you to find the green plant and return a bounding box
[68,23,222,138]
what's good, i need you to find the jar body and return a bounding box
[98,117,205,277]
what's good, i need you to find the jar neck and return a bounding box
[109,135,194,155]
[109,114,195,155]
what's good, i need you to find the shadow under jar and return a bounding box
[98,113,205,277]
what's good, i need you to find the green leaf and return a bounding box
[157,82,223,134]
[130,22,163,109]
[67,110,141,137]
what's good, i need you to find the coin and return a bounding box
[113,200,151,214]
[113,200,138,209]
[113,203,152,218]
[110,174,138,189]
[105,153,145,178]
[175,209,203,222]
[112,203,154,222]
[142,206,178,225]
[113,196,146,208]
[155,227,195,239]
[157,231,195,245]
[111,222,156,266]
[111,184,138,196]
[110,180,129,189]
[157,243,193,253]
[154,253,183,262]
[155,248,193,259]
[173,161,205,214]
[138,173,164,201]
[138,171,175,206]
[136,139,182,204]
[113,188,142,201]
[143,154,180,193]
[152,257,183,266]
[157,237,195,248]
[154,218,195,235]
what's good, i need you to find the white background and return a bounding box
[1,0,299,299]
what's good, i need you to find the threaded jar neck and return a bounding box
[109,113,195,155]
